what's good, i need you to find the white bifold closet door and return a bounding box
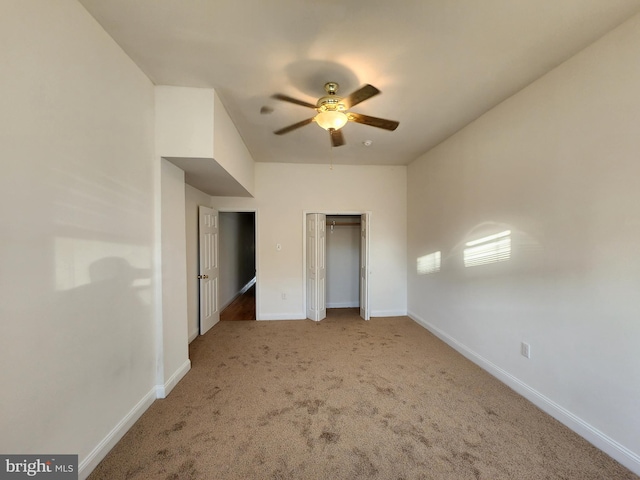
[306,213,326,321]
[359,213,369,320]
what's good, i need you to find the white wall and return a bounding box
[213,92,256,196]
[159,160,190,391]
[155,86,255,197]
[0,0,156,476]
[212,162,407,319]
[155,86,215,159]
[407,13,640,474]
[185,185,214,341]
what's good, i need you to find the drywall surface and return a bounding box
[155,86,215,159]
[213,92,255,196]
[160,160,189,384]
[185,185,214,341]
[0,0,156,473]
[212,162,407,319]
[407,13,640,473]
[155,87,255,197]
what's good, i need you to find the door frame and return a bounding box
[217,207,259,320]
[302,210,371,320]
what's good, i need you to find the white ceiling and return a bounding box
[79,0,640,167]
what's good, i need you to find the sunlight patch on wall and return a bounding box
[417,251,441,275]
[464,230,511,267]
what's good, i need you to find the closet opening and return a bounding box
[305,212,370,322]
[326,215,361,313]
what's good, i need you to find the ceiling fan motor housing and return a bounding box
[317,82,345,112]
[317,96,345,112]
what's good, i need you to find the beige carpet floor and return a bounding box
[89,309,638,479]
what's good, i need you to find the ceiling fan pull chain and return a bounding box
[330,142,334,170]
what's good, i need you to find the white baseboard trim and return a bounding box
[371,309,408,317]
[78,387,156,479]
[408,311,640,476]
[240,277,256,294]
[155,359,191,399]
[188,329,199,343]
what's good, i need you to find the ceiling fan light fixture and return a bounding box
[315,110,348,131]
[272,82,398,145]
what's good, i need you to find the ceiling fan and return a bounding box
[272,82,399,147]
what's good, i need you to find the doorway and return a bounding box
[326,215,361,310]
[305,212,370,321]
[218,211,257,321]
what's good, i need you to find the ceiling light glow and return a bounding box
[315,110,348,131]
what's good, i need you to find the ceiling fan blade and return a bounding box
[347,112,399,131]
[329,128,345,147]
[272,94,317,109]
[274,117,315,135]
[342,84,380,109]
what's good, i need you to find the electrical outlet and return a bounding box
[281,293,286,300]
[521,342,531,359]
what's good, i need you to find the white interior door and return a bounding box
[199,206,219,334]
[360,214,370,320]
[306,213,326,321]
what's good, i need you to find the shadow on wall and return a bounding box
[2,248,154,458]
[55,255,152,380]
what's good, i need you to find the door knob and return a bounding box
[197,274,209,279]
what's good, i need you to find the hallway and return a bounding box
[220,284,256,321]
